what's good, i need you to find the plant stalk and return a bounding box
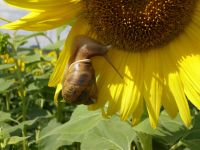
[5,92,10,111]
[12,32,28,150]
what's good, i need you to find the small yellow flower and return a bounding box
[2,0,200,128]
[34,48,43,56]
[0,54,14,64]
[47,51,58,64]
[17,59,25,72]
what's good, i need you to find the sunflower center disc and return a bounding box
[86,0,196,51]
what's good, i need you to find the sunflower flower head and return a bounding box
[2,0,200,128]
[86,0,196,51]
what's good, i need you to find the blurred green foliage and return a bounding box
[0,29,75,150]
[0,29,200,150]
[0,32,10,54]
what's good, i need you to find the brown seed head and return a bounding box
[85,0,197,51]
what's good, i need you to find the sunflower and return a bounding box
[2,0,200,128]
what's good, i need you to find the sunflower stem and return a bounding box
[22,126,29,150]
[42,33,54,44]
[169,141,183,150]
[5,92,10,111]
[56,100,64,122]
[12,31,28,150]
[34,36,41,49]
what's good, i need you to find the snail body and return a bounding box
[62,35,108,105]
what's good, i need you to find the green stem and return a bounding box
[0,128,5,150]
[13,54,27,121]
[0,144,5,150]
[35,128,40,146]
[22,126,29,150]
[169,141,183,150]
[0,17,11,23]
[55,49,60,59]
[56,100,64,123]
[5,92,10,111]
[41,34,54,44]
[34,37,41,49]
[12,32,27,122]
[12,32,28,150]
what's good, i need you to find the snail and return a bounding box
[62,35,122,105]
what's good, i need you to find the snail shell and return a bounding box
[62,59,97,105]
[62,35,108,105]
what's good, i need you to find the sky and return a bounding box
[0,0,27,26]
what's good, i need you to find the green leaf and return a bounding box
[56,25,67,40]
[23,53,41,63]
[42,55,56,62]
[27,83,39,91]
[181,113,200,150]
[39,106,139,150]
[134,119,155,135]
[27,105,48,119]
[137,132,152,150]
[0,111,12,122]
[7,136,29,145]
[4,118,42,134]
[35,73,50,80]
[134,111,187,145]
[43,39,65,51]
[0,122,11,140]
[182,141,200,150]
[0,79,15,92]
[81,116,138,150]
[182,131,200,150]
[16,50,30,56]
[0,64,15,70]
[39,119,71,150]
[67,18,76,26]
[39,105,102,142]
[14,32,45,47]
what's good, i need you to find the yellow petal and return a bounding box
[166,23,200,112]
[54,83,63,104]
[89,48,126,110]
[143,50,163,128]
[1,3,82,31]
[4,0,81,11]
[168,72,191,127]
[161,86,178,118]
[180,55,200,109]
[120,52,143,121]
[161,43,191,127]
[131,97,144,125]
